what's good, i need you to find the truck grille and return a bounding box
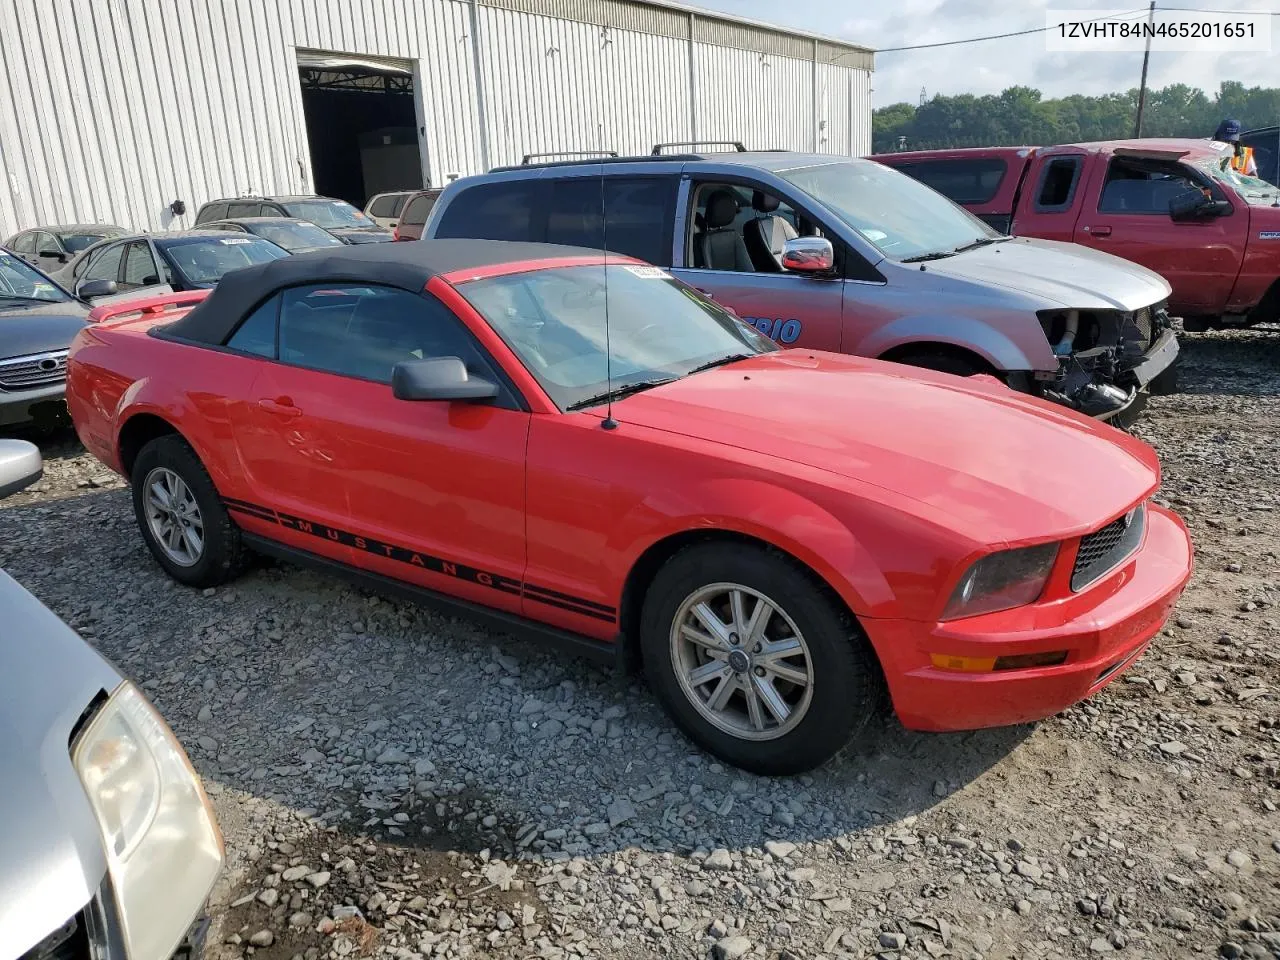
[1132,307,1152,347]
[19,912,88,960]
[1072,503,1146,591]
[0,350,68,390]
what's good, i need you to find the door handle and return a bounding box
[1090,225,1112,237]
[258,396,302,417]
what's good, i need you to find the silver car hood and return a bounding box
[0,569,119,957]
[921,236,1172,311]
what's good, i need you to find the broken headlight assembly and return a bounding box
[73,682,223,960]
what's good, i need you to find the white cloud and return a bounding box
[689,0,1278,107]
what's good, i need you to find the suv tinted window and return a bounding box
[400,192,439,227]
[227,201,261,218]
[196,202,228,224]
[278,284,501,386]
[369,193,407,218]
[435,182,536,242]
[1035,156,1082,211]
[546,178,676,266]
[892,158,1007,205]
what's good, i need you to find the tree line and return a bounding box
[872,81,1280,153]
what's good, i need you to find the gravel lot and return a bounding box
[2,328,1278,960]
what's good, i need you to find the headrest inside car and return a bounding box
[704,190,740,229]
[752,190,780,213]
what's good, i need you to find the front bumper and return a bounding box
[0,381,67,427]
[864,504,1193,732]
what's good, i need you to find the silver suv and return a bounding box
[423,147,1180,422]
[0,440,223,960]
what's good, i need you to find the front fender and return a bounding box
[608,477,897,619]
[859,313,1053,372]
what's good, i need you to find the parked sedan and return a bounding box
[0,439,223,960]
[200,217,346,253]
[66,240,1193,775]
[4,223,128,275]
[194,195,393,244]
[52,231,289,304]
[0,248,89,428]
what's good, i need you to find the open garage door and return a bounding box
[296,51,424,208]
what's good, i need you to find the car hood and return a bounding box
[921,237,1172,311]
[613,351,1160,544]
[0,570,119,956]
[329,227,394,244]
[0,303,89,360]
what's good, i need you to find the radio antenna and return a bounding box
[598,72,617,430]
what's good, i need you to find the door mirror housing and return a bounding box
[1169,189,1232,221]
[781,236,835,274]
[392,357,499,402]
[76,278,120,300]
[0,440,43,500]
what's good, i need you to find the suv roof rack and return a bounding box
[489,154,698,173]
[520,150,619,164]
[652,140,746,155]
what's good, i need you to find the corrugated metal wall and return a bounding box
[0,0,872,237]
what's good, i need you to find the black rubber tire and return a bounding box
[639,542,883,776]
[131,435,249,588]
[890,348,988,378]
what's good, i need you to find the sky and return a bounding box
[688,0,1279,107]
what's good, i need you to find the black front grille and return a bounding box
[1072,503,1146,591]
[20,912,88,960]
[1132,307,1152,347]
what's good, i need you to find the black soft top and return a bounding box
[161,239,601,345]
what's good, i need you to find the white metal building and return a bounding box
[0,0,874,236]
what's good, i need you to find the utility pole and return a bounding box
[1133,1,1156,137]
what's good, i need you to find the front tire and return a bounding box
[890,348,988,378]
[131,435,248,587]
[639,542,883,775]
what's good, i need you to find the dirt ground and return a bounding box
[1,325,1276,960]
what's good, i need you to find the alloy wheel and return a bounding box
[142,466,205,567]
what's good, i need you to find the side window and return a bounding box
[434,182,536,242]
[121,241,159,288]
[227,201,260,218]
[390,193,410,217]
[34,232,58,255]
[368,194,396,218]
[1034,157,1082,212]
[11,232,34,254]
[277,283,503,388]
[83,242,125,283]
[892,158,1007,205]
[1099,160,1207,215]
[546,178,677,266]
[225,295,279,358]
[689,182,808,273]
[196,202,228,224]
[399,193,437,227]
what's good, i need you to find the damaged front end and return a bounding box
[1033,303,1179,421]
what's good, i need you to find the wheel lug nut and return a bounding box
[753,666,766,677]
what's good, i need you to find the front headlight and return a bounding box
[942,542,1059,620]
[73,683,223,960]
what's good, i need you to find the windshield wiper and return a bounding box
[686,353,753,375]
[900,250,955,263]
[0,294,52,303]
[566,377,679,412]
[953,235,1012,254]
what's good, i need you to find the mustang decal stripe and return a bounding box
[221,498,616,622]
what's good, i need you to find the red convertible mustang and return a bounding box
[66,240,1193,774]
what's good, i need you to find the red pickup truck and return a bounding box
[874,139,1280,331]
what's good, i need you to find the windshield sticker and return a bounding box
[863,229,888,243]
[220,237,252,245]
[1259,231,1280,240]
[623,265,671,280]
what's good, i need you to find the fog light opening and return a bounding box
[993,650,1069,671]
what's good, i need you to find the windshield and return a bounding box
[283,200,374,229]
[159,236,289,287]
[779,161,999,261]
[0,251,68,302]
[249,220,344,251]
[1197,157,1280,206]
[59,231,116,253]
[457,263,777,411]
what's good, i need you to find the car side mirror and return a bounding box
[76,278,120,299]
[781,236,835,274]
[1169,189,1231,221]
[392,357,499,402]
[0,440,43,500]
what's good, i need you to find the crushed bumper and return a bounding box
[863,504,1193,732]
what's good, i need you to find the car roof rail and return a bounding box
[488,154,695,173]
[652,140,746,155]
[520,150,619,164]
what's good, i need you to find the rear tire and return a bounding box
[131,435,249,587]
[889,348,988,378]
[639,542,883,775]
